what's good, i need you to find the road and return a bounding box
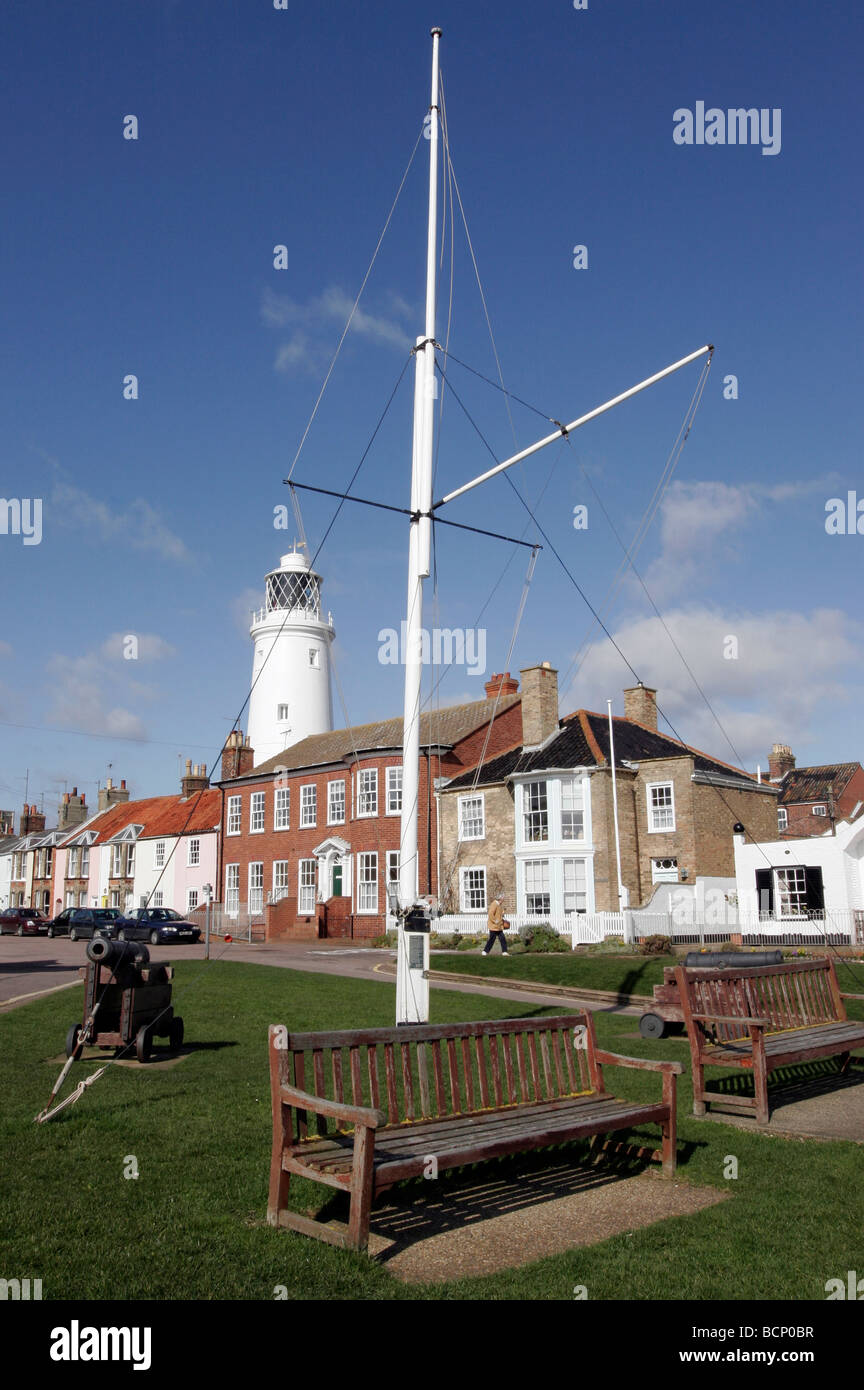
[0,934,640,1017]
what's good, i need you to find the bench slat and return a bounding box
[417,1043,431,1118]
[313,1050,327,1137]
[526,1031,543,1101]
[400,1041,414,1122]
[501,1032,516,1105]
[550,1028,566,1096]
[349,1046,362,1108]
[515,1032,530,1102]
[294,1052,308,1141]
[431,1040,447,1115]
[368,1045,381,1112]
[384,1043,398,1125]
[489,1035,503,1109]
[446,1036,461,1112]
[460,1036,475,1112]
[474,1034,490,1109]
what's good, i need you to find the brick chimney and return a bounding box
[0,809,13,834]
[484,672,519,700]
[98,778,130,813]
[767,743,795,782]
[19,804,46,835]
[221,730,255,780]
[519,664,559,747]
[181,760,210,797]
[57,788,88,832]
[623,683,658,731]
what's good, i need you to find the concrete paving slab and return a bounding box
[699,1060,864,1143]
[359,1157,727,1282]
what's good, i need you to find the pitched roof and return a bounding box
[239,695,521,778]
[779,764,860,806]
[444,708,760,790]
[58,790,221,846]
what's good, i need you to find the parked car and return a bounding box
[0,906,49,936]
[47,907,122,941]
[114,908,201,945]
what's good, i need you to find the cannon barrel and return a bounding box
[86,936,150,969]
[683,949,784,969]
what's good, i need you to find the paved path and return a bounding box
[0,936,639,1017]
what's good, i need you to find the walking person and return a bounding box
[482,896,510,956]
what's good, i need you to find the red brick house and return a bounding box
[215,680,523,940]
[767,744,864,838]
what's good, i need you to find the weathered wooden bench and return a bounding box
[676,957,864,1124]
[267,1013,683,1252]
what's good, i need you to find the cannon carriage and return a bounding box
[65,936,184,1063]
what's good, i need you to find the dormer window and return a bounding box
[812,804,827,817]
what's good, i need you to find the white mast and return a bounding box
[396,27,442,1025]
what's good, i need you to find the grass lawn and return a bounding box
[430,950,864,1002]
[2,959,863,1301]
[430,951,669,995]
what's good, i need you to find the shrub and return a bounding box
[518,923,569,953]
[457,935,483,951]
[370,931,399,949]
[638,934,672,956]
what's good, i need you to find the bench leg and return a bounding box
[346,1125,376,1252]
[691,1059,707,1116]
[267,1156,291,1227]
[661,1071,677,1176]
[752,1047,770,1125]
[839,1050,851,1075]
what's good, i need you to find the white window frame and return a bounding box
[67,847,79,879]
[775,865,808,918]
[357,852,378,914]
[225,864,240,916]
[812,804,827,817]
[274,786,290,830]
[226,795,242,835]
[357,769,378,818]
[272,860,290,900]
[458,794,485,841]
[459,866,487,913]
[81,847,90,878]
[154,841,166,868]
[386,766,402,815]
[187,837,200,867]
[646,782,676,833]
[524,858,551,915]
[298,859,316,914]
[126,844,136,878]
[300,784,317,828]
[277,703,290,721]
[561,778,585,842]
[328,780,345,825]
[523,781,549,844]
[152,890,164,908]
[248,862,264,914]
[563,857,588,914]
[187,888,199,912]
[777,807,788,832]
[651,857,679,885]
[111,844,123,877]
[250,791,266,833]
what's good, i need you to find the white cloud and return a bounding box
[51,481,191,563]
[98,633,176,663]
[564,604,863,767]
[262,285,413,374]
[45,653,147,741]
[641,478,830,602]
[231,587,264,638]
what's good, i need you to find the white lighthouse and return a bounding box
[246,547,335,765]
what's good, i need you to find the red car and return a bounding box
[0,906,49,936]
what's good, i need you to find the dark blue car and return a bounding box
[114,908,201,945]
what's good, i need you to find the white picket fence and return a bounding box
[434,909,864,948]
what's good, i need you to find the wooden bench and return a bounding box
[676,957,864,1124]
[267,1013,683,1252]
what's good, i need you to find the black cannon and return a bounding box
[65,935,184,1063]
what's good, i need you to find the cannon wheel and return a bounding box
[639,1012,668,1040]
[135,1025,153,1063]
[169,1016,184,1051]
[65,1023,81,1057]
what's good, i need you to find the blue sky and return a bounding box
[1,0,862,818]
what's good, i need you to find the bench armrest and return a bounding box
[594,1049,684,1075]
[690,1013,769,1029]
[279,1083,386,1130]
[840,992,864,1000]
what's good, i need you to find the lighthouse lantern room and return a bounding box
[246,546,335,765]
